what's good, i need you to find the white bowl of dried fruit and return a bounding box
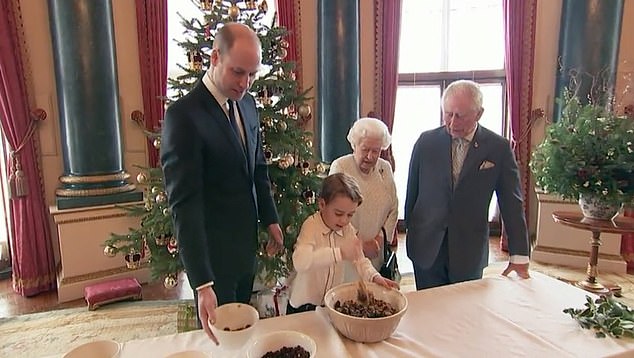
[209,302,259,350]
[246,330,316,358]
[324,281,408,343]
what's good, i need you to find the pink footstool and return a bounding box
[84,277,143,310]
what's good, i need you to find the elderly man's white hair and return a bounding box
[346,117,392,150]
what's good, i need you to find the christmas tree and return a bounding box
[104,0,324,289]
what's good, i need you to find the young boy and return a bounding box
[287,172,399,314]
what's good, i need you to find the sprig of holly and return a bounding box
[564,295,634,338]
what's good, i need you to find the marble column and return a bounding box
[48,0,141,209]
[553,0,624,122]
[317,0,360,162]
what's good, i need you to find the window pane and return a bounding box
[447,0,504,71]
[478,83,504,135]
[398,0,443,73]
[392,86,442,219]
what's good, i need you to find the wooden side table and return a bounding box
[552,211,634,295]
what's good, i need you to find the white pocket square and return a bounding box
[479,160,495,170]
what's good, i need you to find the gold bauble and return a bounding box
[153,138,161,149]
[279,48,288,59]
[228,4,240,19]
[316,163,327,174]
[151,186,160,194]
[306,140,313,148]
[280,39,289,48]
[136,172,148,184]
[103,245,117,257]
[164,274,178,289]
[278,121,288,131]
[163,208,171,216]
[284,153,295,167]
[155,193,167,204]
[297,104,312,118]
[278,158,290,170]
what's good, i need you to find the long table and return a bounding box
[117,271,634,357]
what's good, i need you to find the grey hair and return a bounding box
[346,117,392,150]
[441,80,483,112]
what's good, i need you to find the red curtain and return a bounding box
[276,0,302,88]
[501,0,537,251]
[135,0,167,167]
[373,0,402,170]
[0,0,56,296]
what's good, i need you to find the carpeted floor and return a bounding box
[0,299,189,357]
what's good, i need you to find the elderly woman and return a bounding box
[329,117,398,280]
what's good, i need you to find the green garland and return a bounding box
[564,295,634,338]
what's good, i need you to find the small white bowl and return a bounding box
[246,330,316,358]
[209,302,259,350]
[63,339,121,358]
[324,281,408,343]
[165,350,211,358]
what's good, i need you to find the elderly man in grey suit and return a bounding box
[404,80,530,290]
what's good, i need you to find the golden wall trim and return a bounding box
[59,172,131,184]
[55,184,136,197]
[533,245,623,261]
[59,262,148,285]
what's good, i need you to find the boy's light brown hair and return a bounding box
[319,172,363,206]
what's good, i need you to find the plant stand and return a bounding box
[552,211,634,295]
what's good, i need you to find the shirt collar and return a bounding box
[202,69,229,108]
[316,213,344,237]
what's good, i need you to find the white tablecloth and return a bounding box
[117,271,634,357]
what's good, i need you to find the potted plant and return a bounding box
[530,89,634,220]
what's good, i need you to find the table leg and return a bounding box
[575,230,621,295]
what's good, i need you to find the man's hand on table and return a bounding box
[198,286,219,345]
[501,262,530,279]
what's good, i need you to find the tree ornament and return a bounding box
[258,0,268,13]
[167,237,178,255]
[228,4,240,19]
[283,153,295,167]
[278,121,288,131]
[163,207,171,216]
[306,140,313,148]
[303,189,315,204]
[264,149,273,165]
[300,161,310,175]
[297,104,312,119]
[187,50,203,71]
[164,274,178,289]
[278,48,288,60]
[278,158,290,170]
[280,39,289,48]
[200,0,213,11]
[155,192,167,204]
[155,234,169,246]
[124,250,142,269]
[262,116,274,127]
[151,186,160,194]
[153,138,161,149]
[144,201,152,211]
[103,245,117,257]
[136,172,148,184]
[285,225,294,234]
[316,163,327,174]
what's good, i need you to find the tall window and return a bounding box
[393,0,506,221]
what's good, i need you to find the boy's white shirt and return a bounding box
[289,212,380,308]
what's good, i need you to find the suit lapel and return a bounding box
[195,82,249,174]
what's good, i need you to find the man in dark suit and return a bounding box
[160,23,283,344]
[404,80,530,290]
